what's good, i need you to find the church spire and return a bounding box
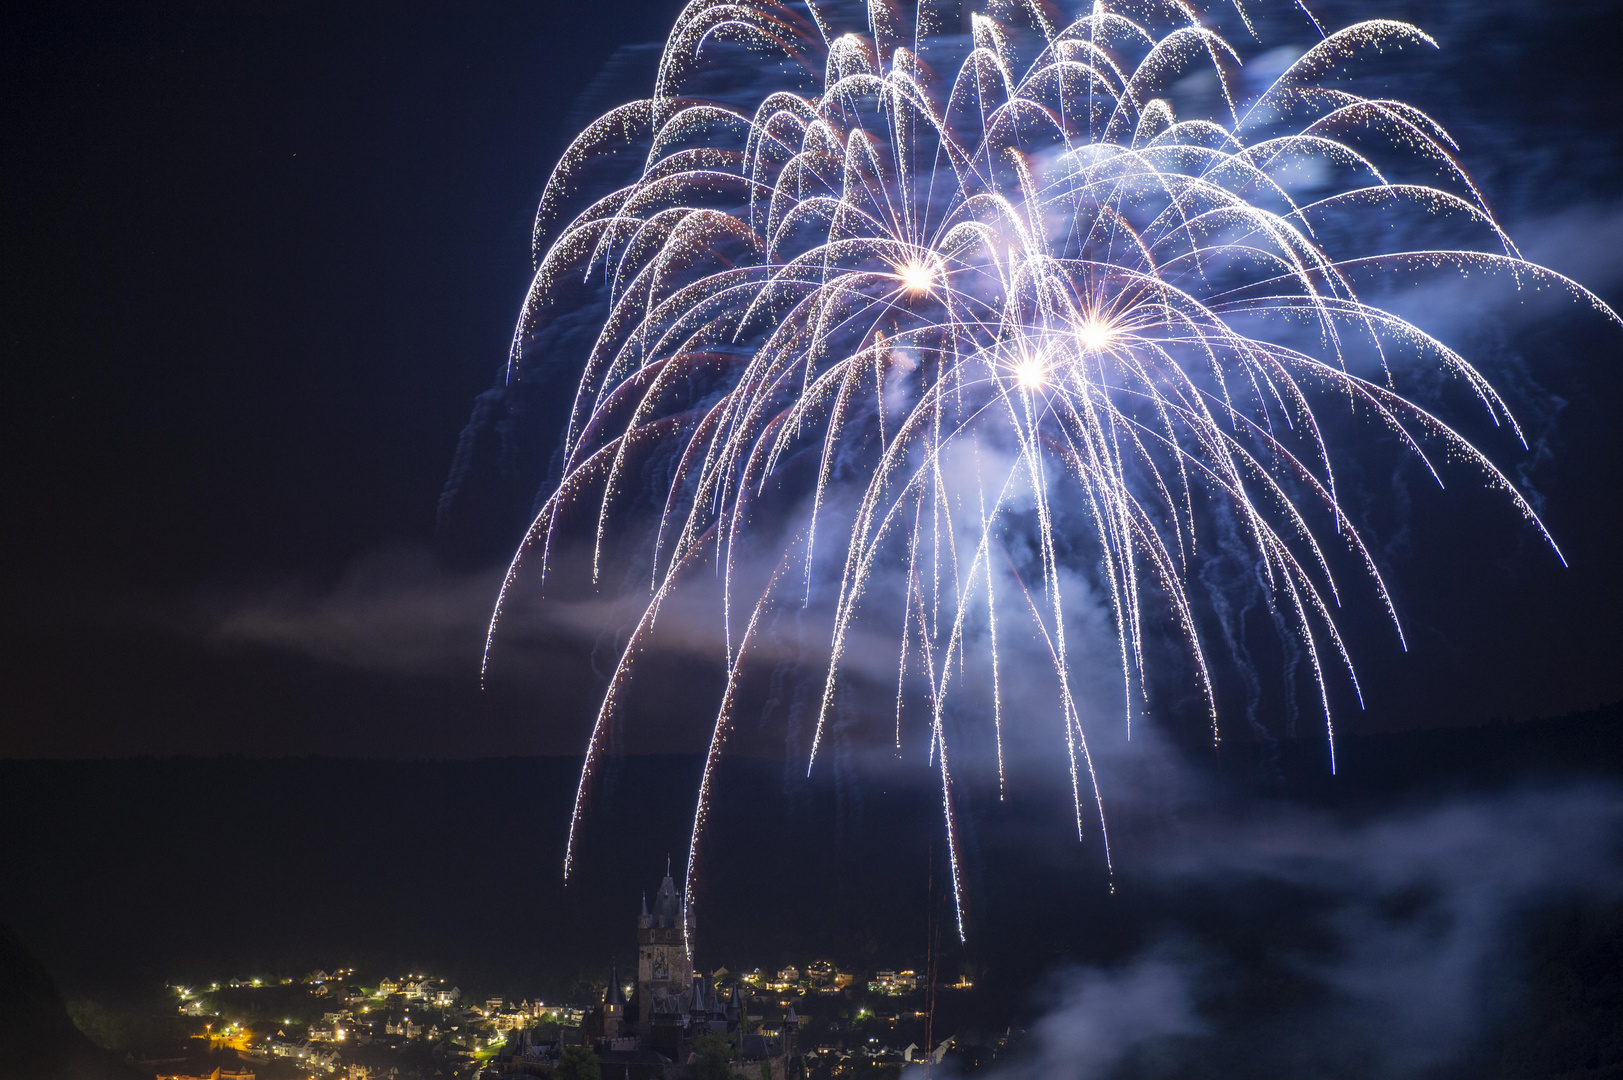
[652,862,682,926]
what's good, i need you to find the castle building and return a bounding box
[581,870,788,1078]
[635,859,693,1034]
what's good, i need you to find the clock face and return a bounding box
[652,947,670,981]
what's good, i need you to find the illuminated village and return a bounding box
[143,867,988,1080]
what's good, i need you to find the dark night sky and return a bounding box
[1,1,681,757]
[4,0,1623,761]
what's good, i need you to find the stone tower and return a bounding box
[635,859,692,1033]
[602,964,626,1039]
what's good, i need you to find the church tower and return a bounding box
[635,859,693,1033]
[602,964,626,1039]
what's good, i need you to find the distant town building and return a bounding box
[806,960,853,992]
[384,1018,420,1039]
[493,1011,529,1033]
[267,1038,336,1070]
[310,1011,353,1043]
[868,970,918,995]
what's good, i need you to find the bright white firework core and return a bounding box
[896,260,936,294]
[1079,318,1115,351]
[1015,358,1048,389]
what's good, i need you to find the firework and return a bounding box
[481,0,1617,945]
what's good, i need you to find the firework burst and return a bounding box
[481,0,1617,946]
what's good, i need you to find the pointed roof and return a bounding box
[605,965,626,1007]
[652,863,682,927]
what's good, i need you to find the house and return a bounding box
[385,1018,421,1039]
[867,970,918,995]
[309,1019,348,1043]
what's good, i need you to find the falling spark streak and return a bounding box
[480,0,1619,945]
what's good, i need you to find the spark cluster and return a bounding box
[481,0,1617,946]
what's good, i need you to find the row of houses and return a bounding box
[376,976,461,1005]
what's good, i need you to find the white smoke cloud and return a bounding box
[982,781,1623,1080]
[199,546,502,674]
[1020,959,1203,1079]
[902,957,1200,1080]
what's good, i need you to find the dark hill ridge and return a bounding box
[0,922,139,1080]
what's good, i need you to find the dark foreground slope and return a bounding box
[0,923,140,1080]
